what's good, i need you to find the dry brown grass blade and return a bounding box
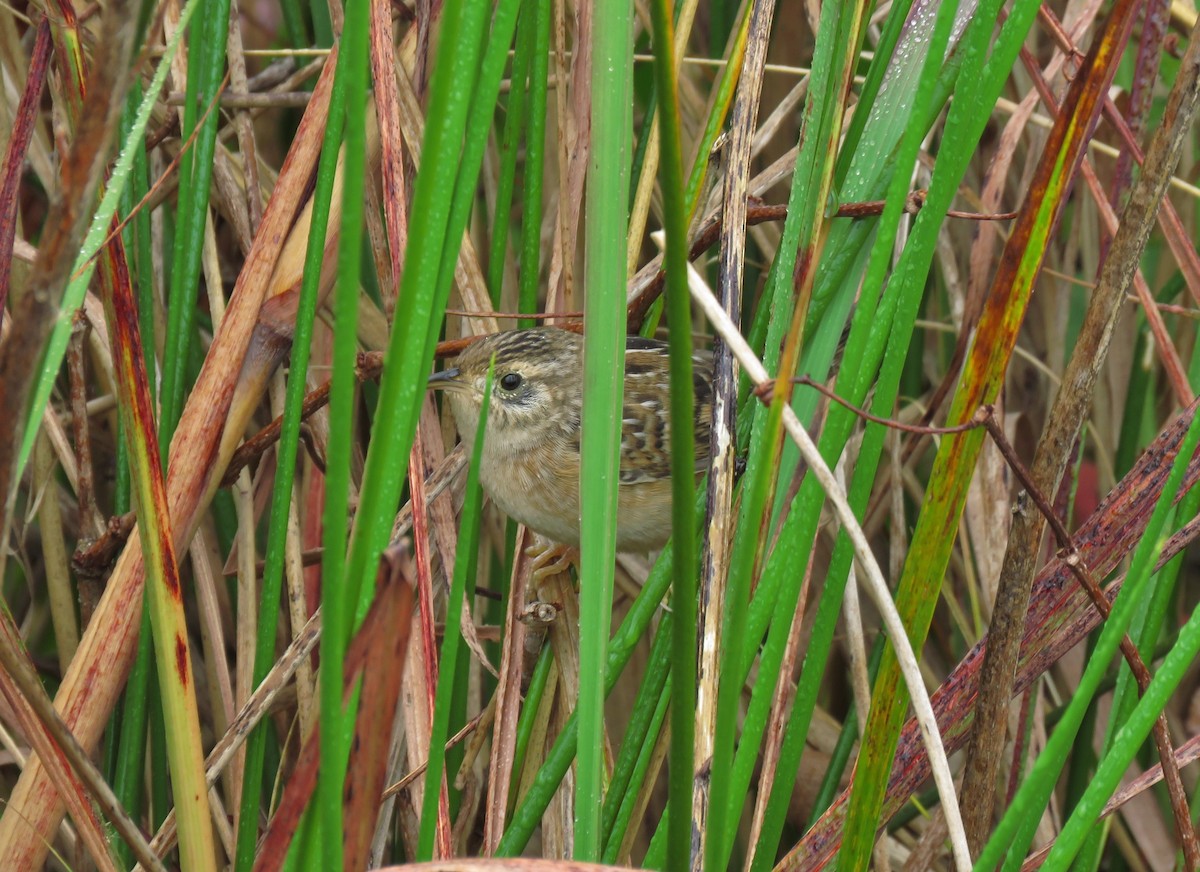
[33,436,80,671]
[224,0,263,240]
[0,48,339,867]
[545,0,588,313]
[414,398,495,676]
[1017,61,1196,405]
[408,419,455,858]
[744,549,817,870]
[1050,7,1200,312]
[394,582,438,857]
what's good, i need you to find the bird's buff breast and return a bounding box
[478,441,674,552]
[479,444,583,547]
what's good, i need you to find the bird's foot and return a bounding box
[526,542,578,584]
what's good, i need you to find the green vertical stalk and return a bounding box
[646,0,696,867]
[340,0,490,699]
[436,0,523,307]
[516,0,551,328]
[418,366,493,857]
[277,0,308,51]
[486,0,534,304]
[104,207,217,872]
[307,8,518,840]
[745,3,961,868]
[602,616,673,859]
[228,46,358,872]
[607,678,672,864]
[1075,315,1200,869]
[507,643,553,810]
[159,0,231,448]
[845,1,1138,862]
[317,0,370,864]
[576,0,633,858]
[707,1,869,865]
[680,1,748,226]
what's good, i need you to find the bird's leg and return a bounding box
[525,541,578,585]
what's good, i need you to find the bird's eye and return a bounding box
[499,372,523,391]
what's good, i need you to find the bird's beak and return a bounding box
[427,367,462,390]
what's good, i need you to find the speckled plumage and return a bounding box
[429,327,713,552]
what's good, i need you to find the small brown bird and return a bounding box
[428,327,713,552]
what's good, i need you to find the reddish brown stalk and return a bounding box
[384,710,492,799]
[0,2,136,567]
[222,378,335,486]
[833,189,1017,220]
[1014,44,1192,405]
[964,13,1200,859]
[0,19,51,326]
[407,420,454,858]
[369,0,407,306]
[0,605,153,871]
[342,547,417,871]
[225,1,263,241]
[66,316,100,534]
[1109,1,1170,206]
[72,511,139,579]
[66,315,105,628]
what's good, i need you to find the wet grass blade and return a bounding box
[841,3,1143,867]
[576,0,633,858]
